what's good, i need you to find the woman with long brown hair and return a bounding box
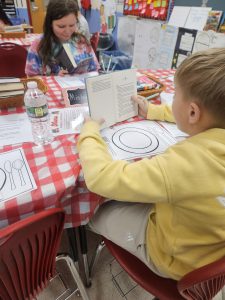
[25,0,99,76]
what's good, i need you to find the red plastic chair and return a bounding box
[0,42,28,78]
[90,32,100,54]
[0,208,90,300]
[103,237,225,300]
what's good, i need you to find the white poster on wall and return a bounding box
[132,19,162,69]
[168,6,191,28]
[156,24,179,69]
[99,0,117,34]
[117,16,137,57]
[192,30,225,53]
[185,7,212,31]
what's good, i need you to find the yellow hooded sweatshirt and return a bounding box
[77,104,225,280]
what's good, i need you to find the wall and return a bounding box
[174,0,225,11]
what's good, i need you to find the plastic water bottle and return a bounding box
[24,81,53,145]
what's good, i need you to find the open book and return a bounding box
[85,69,137,129]
[56,44,92,74]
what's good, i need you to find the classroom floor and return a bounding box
[37,228,225,300]
[37,229,154,300]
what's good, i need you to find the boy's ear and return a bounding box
[188,102,201,124]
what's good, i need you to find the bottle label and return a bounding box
[26,104,48,118]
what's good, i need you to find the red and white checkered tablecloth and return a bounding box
[0,69,175,229]
[0,33,40,49]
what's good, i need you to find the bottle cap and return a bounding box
[27,81,38,89]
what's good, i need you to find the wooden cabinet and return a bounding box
[29,0,46,33]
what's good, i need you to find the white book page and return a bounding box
[86,73,116,128]
[112,69,137,123]
[86,69,137,129]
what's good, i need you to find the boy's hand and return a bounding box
[84,116,105,126]
[132,95,148,118]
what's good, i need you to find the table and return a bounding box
[0,33,40,49]
[0,69,175,285]
[0,68,175,229]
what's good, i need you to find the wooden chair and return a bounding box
[0,42,27,77]
[0,208,90,300]
[102,237,225,300]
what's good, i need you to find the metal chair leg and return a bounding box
[89,240,105,277]
[66,227,79,271]
[78,225,91,287]
[56,254,90,300]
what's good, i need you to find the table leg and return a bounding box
[78,225,92,287]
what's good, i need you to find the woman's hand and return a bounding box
[58,68,69,76]
[132,95,148,118]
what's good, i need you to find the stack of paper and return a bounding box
[3,25,24,32]
[0,78,24,99]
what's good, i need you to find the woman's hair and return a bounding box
[0,6,12,25]
[175,48,225,126]
[38,0,80,65]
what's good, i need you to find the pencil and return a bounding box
[111,63,116,71]
[145,93,160,100]
[101,56,106,71]
[107,55,112,73]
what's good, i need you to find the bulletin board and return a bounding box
[123,0,172,21]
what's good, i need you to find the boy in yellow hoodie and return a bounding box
[77,48,225,280]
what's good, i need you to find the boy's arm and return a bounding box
[147,103,175,123]
[77,121,169,203]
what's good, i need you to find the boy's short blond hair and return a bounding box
[175,48,225,127]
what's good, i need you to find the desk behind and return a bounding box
[0,33,40,49]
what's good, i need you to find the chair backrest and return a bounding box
[0,42,27,77]
[103,237,225,300]
[178,256,225,300]
[0,208,65,300]
[90,32,100,54]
